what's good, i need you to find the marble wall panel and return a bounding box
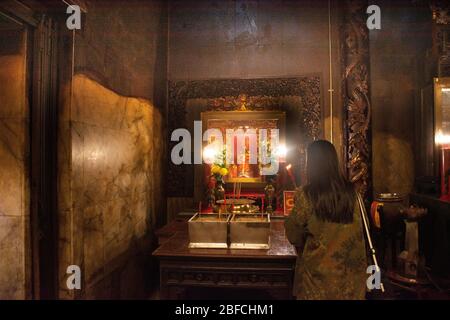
[57,0,168,297]
[72,75,128,130]
[0,216,26,299]
[0,119,27,217]
[59,73,165,298]
[0,43,27,119]
[83,204,104,284]
[56,207,74,300]
[0,26,29,299]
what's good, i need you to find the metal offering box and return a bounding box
[229,213,270,249]
[188,213,230,248]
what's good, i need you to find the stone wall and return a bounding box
[166,0,344,218]
[168,0,342,142]
[370,0,431,196]
[167,0,432,207]
[0,24,30,299]
[58,0,167,299]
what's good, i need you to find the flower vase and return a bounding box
[215,180,225,201]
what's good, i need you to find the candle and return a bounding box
[237,183,241,199]
[441,147,450,202]
[442,148,445,198]
[223,196,227,213]
[261,197,265,219]
[286,163,297,188]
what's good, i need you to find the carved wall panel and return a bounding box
[432,1,450,77]
[168,77,322,197]
[431,1,450,25]
[340,0,372,200]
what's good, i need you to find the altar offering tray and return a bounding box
[229,213,270,249]
[188,213,230,249]
[216,199,259,214]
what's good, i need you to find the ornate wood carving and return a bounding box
[207,94,281,111]
[431,1,450,25]
[154,220,296,299]
[160,266,293,299]
[341,0,372,200]
[168,77,322,197]
[164,269,290,288]
[431,1,450,77]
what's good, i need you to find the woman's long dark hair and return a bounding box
[304,140,355,224]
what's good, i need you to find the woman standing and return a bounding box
[285,140,368,300]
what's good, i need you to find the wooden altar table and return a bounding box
[152,219,297,300]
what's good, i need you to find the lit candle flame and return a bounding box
[285,163,297,188]
[275,144,288,159]
[436,131,450,145]
[203,145,218,163]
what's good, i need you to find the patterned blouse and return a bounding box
[285,187,368,300]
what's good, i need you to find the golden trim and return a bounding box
[200,111,286,186]
[434,77,450,140]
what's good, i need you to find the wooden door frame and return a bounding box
[0,0,61,299]
[30,13,59,300]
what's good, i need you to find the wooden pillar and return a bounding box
[340,0,372,201]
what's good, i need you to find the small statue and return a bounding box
[238,94,248,111]
[264,179,275,213]
[398,205,428,279]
